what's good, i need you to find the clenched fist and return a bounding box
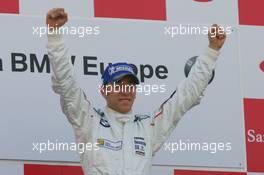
[208,24,227,51]
[46,8,68,28]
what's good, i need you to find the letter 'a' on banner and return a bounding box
[94,0,166,20]
[0,0,19,14]
[238,0,264,26]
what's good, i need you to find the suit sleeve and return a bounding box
[151,47,220,154]
[47,33,94,145]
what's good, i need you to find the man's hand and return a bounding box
[208,24,227,51]
[46,8,68,29]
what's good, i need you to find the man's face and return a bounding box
[101,75,137,114]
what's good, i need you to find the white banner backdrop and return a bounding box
[239,26,264,99]
[0,161,23,175]
[0,15,244,168]
[166,0,239,25]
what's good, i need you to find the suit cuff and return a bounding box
[200,47,220,68]
[47,33,63,44]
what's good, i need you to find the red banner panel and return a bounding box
[260,60,264,72]
[94,0,166,20]
[174,170,247,175]
[0,0,19,14]
[238,0,264,26]
[244,98,264,172]
[24,164,62,175]
[62,166,84,175]
[24,164,83,175]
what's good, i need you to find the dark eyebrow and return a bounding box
[128,79,135,84]
[115,79,122,84]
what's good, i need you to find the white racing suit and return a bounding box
[47,33,220,175]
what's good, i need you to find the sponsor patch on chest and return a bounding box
[134,137,146,156]
[97,138,122,151]
[100,118,110,128]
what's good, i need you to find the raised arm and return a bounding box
[46,8,93,144]
[151,24,227,153]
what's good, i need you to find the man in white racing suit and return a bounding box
[46,8,226,175]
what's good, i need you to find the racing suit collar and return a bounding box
[105,106,133,124]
